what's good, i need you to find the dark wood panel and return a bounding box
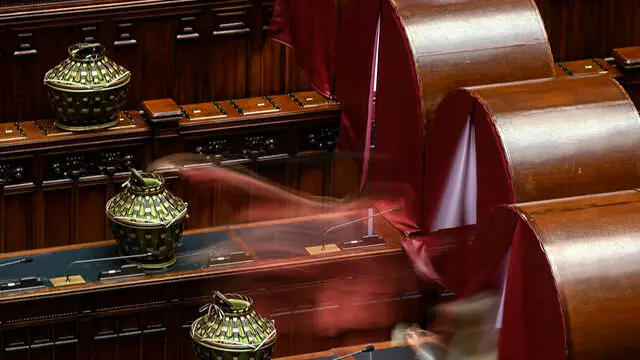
[1,191,33,252]
[0,214,421,360]
[0,92,352,252]
[77,180,109,244]
[536,0,640,61]
[0,0,311,123]
[42,186,72,248]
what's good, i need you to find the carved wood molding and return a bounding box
[301,124,339,152]
[0,161,26,188]
[194,132,282,163]
[0,0,228,25]
[48,150,136,181]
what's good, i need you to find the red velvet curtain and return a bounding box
[272,0,382,169]
[334,0,381,164]
[271,0,338,97]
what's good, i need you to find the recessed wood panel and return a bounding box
[42,186,72,248]
[77,180,108,244]
[2,191,33,252]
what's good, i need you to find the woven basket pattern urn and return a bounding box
[44,42,131,131]
[105,170,188,268]
[191,292,277,360]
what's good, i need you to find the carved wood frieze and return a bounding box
[194,132,283,163]
[13,32,37,58]
[47,150,136,181]
[301,124,339,152]
[212,2,251,37]
[114,21,137,48]
[176,15,200,42]
[0,161,26,187]
[80,23,98,42]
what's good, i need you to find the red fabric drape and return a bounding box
[334,0,381,160]
[453,207,567,359]
[271,0,337,97]
[369,0,424,235]
[496,221,567,360]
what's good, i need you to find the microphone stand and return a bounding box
[321,205,403,250]
[64,252,155,282]
[0,257,33,268]
[330,344,375,360]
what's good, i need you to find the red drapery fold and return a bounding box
[460,208,567,360]
[272,0,381,177]
[271,0,338,97]
[334,0,381,163]
[369,0,424,235]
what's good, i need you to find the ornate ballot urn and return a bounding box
[191,292,277,360]
[105,169,188,268]
[43,42,131,131]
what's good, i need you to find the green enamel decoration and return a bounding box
[105,170,188,268]
[44,42,131,132]
[191,292,277,360]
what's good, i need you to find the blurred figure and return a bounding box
[395,292,499,360]
[148,153,368,222]
[148,154,402,338]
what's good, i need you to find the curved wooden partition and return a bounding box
[371,0,554,233]
[463,190,640,360]
[422,74,640,234]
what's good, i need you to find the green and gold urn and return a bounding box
[191,292,277,360]
[106,169,188,268]
[44,42,131,131]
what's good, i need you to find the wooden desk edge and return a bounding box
[0,210,409,303]
[277,339,443,360]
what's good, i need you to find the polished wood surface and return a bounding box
[465,74,640,203]
[0,0,311,123]
[536,0,640,61]
[0,212,423,360]
[508,190,640,359]
[0,92,360,252]
[371,0,555,233]
[384,0,554,131]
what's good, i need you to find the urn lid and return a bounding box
[105,169,188,229]
[191,292,277,352]
[44,42,131,91]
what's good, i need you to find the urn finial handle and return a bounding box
[68,42,106,61]
[214,291,234,309]
[129,168,147,186]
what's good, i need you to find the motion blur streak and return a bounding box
[148,153,410,341]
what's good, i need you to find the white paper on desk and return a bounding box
[430,115,477,232]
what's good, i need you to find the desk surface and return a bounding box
[277,340,441,360]
[0,211,405,302]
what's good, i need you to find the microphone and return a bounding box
[321,205,403,250]
[330,344,375,360]
[0,257,34,268]
[64,252,159,281]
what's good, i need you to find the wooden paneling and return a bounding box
[0,214,421,360]
[536,0,640,61]
[0,0,310,123]
[0,93,357,252]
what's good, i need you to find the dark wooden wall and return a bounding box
[0,0,311,123]
[1,0,639,123]
[536,0,640,61]
[0,95,360,253]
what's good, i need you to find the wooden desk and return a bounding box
[0,91,359,253]
[277,340,437,360]
[0,211,423,360]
